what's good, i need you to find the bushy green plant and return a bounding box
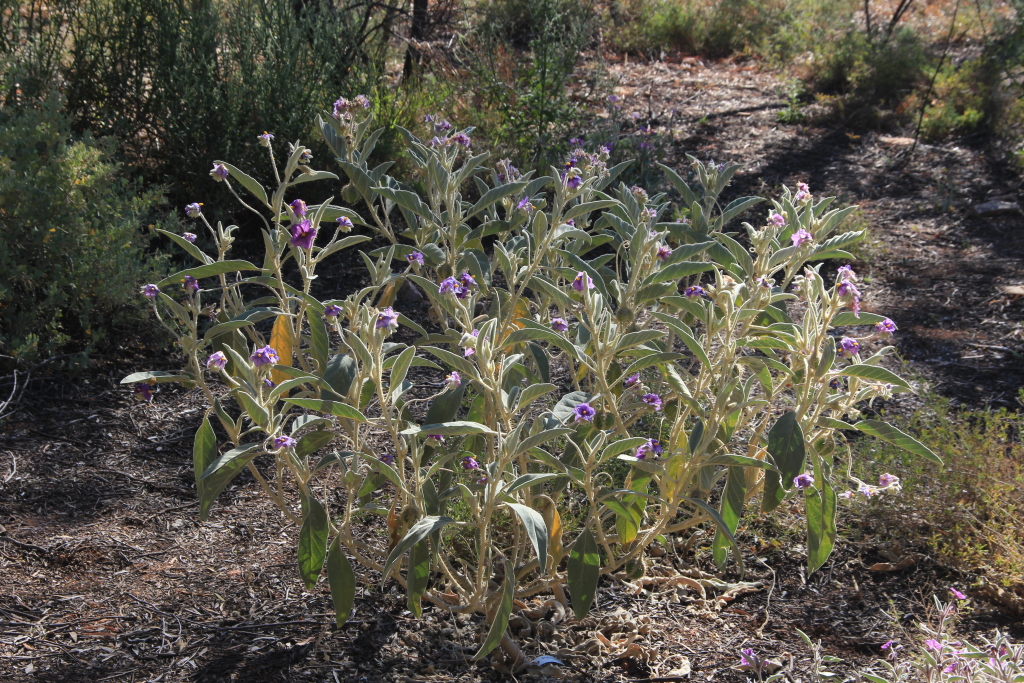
[0,97,169,360]
[128,102,941,667]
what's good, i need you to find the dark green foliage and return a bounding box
[0,98,169,360]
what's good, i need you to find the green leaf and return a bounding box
[198,445,259,519]
[296,430,334,458]
[831,311,888,326]
[425,381,467,425]
[323,354,358,397]
[472,557,515,660]
[562,199,620,224]
[407,540,431,618]
[600,437,650,461]
[382,516,457,582]
[193,417,217,520]
[713,467,746,569]
[761,411,805,513]
[158,260,260,287]
[805,480,838,573]
[516,383,557,411]
[838,364,912,391]
[466,181,527,219]
[567,527,600,619]
[326,537,356,626]
[505,503,548,574]
[298,496,329,589]
[157,228,213,265]
[400,421,496,436]
[644,260,714,286]
[504,473,559,496]
[855,420,942,464]
[682,496,745,578]
[218,161,269,207]
[284,398,367,422]
[121,371,191,385]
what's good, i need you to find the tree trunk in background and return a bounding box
[403,0,429,79]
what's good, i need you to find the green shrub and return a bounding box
[0,97,169,360]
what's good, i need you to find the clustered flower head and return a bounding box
[635,439,663,460]
[133,383,154,402]
[406,251,424,266]
[142,284,160,299]
[183,232,197,243]
[551,318,569,332]
[376,306,399,331]
[210,163,229,181]
[794,182,811,202]
[250,345,280,367]
[185,202,203,218]
[573,402,596,423]
[273,435,297,450]
[206,351,227,369]
[258,131,274,147]
[876,318,897,335]
[324,304,342,318]
[289,220,317,249]
[572,272,595,292]
[836,265,862,317]
[793,472,815,489]
[838,337,860,359]
[336,216,353,231]
[641,393,663,411]
[791,228,812,247]
[439,273,477,299]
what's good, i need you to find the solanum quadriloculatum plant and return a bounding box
[126,97,940,664]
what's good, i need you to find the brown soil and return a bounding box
[1,56,1022,682]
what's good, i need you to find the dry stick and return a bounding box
[909,0,964,157]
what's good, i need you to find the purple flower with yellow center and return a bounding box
[185,202,202,218]
[451,132,471,148]
[838,337,860,359]
[407,251,424,266]
[133,383,154,402]
[837,281,860,299]
[289,220,317,249]
[354,94,370,108]
[299,149,312,164]
[434,119,452,132]
[565,173,582,190]
[608,94,619,103]
[769,212,786,227]
[795,182,811,202]
[336,216,353,231]
[551,317,569,332]
[791,228,813,247]
[380,453,396,465]
[459,272,476,288]
[207,351,227,369]
[258,131,274,147]
[376,306,399,330]
[573,402,596,422]
[183,275,199,292]
[878,473,900,488]
[439,277,458,295]
[635,439,663,460]
[837,264,856,282]
[445,371,461,389]
[829,377,843,391]
[455,283,470,299]
[210,163,229,181]
[142,284,160,298]
[324,304,342,318]
[793,472,815,489]
[333,96,351,118]
[462,456,480,470]
[624,373,640,388]
[875,318,897,335]
[657,245,672,261]
[572,272,595,292]
[290,199,308,218]
[517,196,534,212]
[755,276,771,288]
[840,490,854,500]
[858,483,876,498]
[183,232,197,243]
[684,285,704,298]
[641,393,663,411]
[250,345,280,367]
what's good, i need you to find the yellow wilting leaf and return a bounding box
[377,280,399,308]
[269,315,293,388]
[509,298,531,330]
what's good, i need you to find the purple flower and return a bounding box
[183,232,197,243]
[459,272,476,288]
[925,639,943,652]
[573,402,596,423]
[290,199,308,218]
[142,284,160,298]
[183,275,199,292]
[875,318,897,335]
[434,119,452,132]
[569,137,584,146]
[769,212,786,227]
[324,304,342,318]
[289,220,317,249]
[837,264,856,282]
[608,94,619,103]
[333,96,351,118]
[642,393,663,411]
[450,132,471,148]
[635,439,663,460]
[740,648,756,667]
[683,285,704,298]
[631,185,648,201]
[380,453,396,465]
[207,351,227,369]
[407,251,425,266]
[258,131,274,147]
[133,383,154,402]
[354,94,371,109]
[517,196,535,212]
[878,473,900,488]
[299,149,312,164]
[882,640,895,650]
[463,330,480,356]
[838,337,860,359]
[455,284,470,299]
[755,276,771,288]
[624,373,640,388]
[793,472,815,489]
[837,281,860,299]
[951,587,967,600]
[427,434,444,442]
[439,277,458,295]
[572,272,595,292]
[657,245,672,261]
[250,345,280,367]
[476,476,488,485]
[795,182,811,202]
[336,216,353,231]
[565,173,582,190]
[445,371,461,390]
[840,490,854,500]
[829,377,843,391]
[185,203,202,218]
[858,483,876,498]
[272,434,298,451]
[210,163,229,181]
[791,228,812,247]
[462,456,479,470]
[376,306,399,330]
[551,317,569,332]
[428,136,446,148]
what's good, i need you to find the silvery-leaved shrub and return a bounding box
[127,97,940,664]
